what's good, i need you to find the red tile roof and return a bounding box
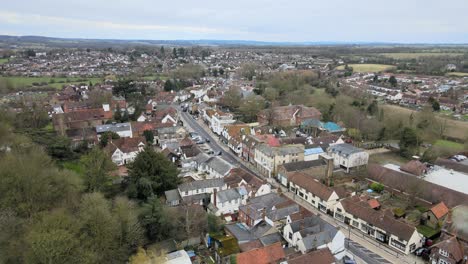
[236,242,285,264]
[430,202,449,219]
[287,248,335,264]
[368,199,380,209]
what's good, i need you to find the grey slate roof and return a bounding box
[281,159,327,172]
[205,156,234,176]
[178,178,225,192]
[165,189,181,203]
[289,215,338,251]
[217,188,242,204]
[328,143,364,157]
[96,122,131,133]
[268,204,300,221]
[225,221,275,243]
[259,233,282,246]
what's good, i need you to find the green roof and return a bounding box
[214,236,240,257]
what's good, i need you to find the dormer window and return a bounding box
[439,249,449,257]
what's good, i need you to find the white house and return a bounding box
[178,178,227,205]
[283,215,346,259]
[197,156,235,179]
[211,112,236,135]
[327,143,369,173]
[105,137,146,166]
[210,187,248,216]
[288,172,343,214]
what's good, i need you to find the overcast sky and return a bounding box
[1,0,467,43]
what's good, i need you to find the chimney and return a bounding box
[213,188,217,207]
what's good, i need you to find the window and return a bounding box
[335,212,344,221]
[304,195,308,200]
[438,259,449,264]
[352,221,359,228]
[337,208,342,212]
[390,238,406,252]
[410,243,416,252]
[185,191,188,195]
[289,232,293,240]
[439,249,449,258]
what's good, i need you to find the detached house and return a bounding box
[209,187,248,216]
[104,137,146,166]
[198,156,235,179]
[283,215,346,258]
[423,202,449,230]
[327,143,368,173]
[178,178,227,205]
[255,144,305,178]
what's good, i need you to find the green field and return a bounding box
[434,140,465,151]
[336,64,396,73]
[380,52,465,59]
[446,72,468,77]
[0,58,9,64]
[0,76,103,90]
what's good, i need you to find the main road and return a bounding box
[179,109,417,264]
[180,111,258,176]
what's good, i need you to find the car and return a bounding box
[206,150,214,155]
[196,139,206,144]
[215,151,222,156]
[205,138,211,143]
[415,247,430,257]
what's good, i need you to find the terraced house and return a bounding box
[333,196,423,254]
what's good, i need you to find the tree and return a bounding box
[207,213,223,234]
[367,100,378,116]
[172,48,177,58]
[0,147,82,218]
[113,79,137,99]
[127,147,180,200]
[80,147,116,193]
[143,130,154,145]
[100,131,120,147]
[164,79,175,91]
[370,183,384,193]
[160,46,165,56]
[399,127,419,158]
[222,87,242,110]
[239,95,266,123]
[237,63,257,80]
[139,196,173,242]
[25,210,84,264]
[389,76,397,87]
[432,100,441,111]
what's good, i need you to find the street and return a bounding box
[180,110,422,264]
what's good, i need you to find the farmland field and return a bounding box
[381,104,468,140]
[0,76,103,90]
[446,72,468,77]
[0,58,9,64]
[380,52,465,59]
[335,64,396,73]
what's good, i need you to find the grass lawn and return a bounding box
[446,72,468,77]
[434,140,464,151]
[380,53,465,59]
[417,225,440,238]
[335,64,396,73]
[369,152,409,166]
[0,76,103,90]
[381,104,468,140]
[60,160,85,175]
[0,58,9,64]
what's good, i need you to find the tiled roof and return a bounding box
[430,202,449,219]
[287,248,335,264]
[288,172,335,200]
[236,242,285,264]
[340,196,416,241]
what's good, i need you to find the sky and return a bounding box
[1,0,468,43]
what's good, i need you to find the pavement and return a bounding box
[180,110,425,264]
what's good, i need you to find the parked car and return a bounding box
[205,138,211,143]
[215,151,222,156]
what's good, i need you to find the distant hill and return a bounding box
[0,35,467,49]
